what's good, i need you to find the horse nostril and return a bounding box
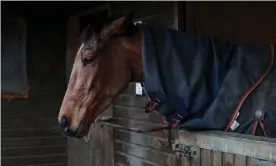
[60,116,70,130]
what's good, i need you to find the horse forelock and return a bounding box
[80,14,138,45]
[80,15,119,44]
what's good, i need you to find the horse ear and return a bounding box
[108,11,135,32]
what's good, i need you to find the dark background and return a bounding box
[1,2,107,166]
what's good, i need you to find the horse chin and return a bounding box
[74,124,90,139]
[71,130,89,139]
[64,120,90,139]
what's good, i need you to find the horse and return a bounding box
[58,13,276,139]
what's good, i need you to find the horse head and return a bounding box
[58,13,142,138]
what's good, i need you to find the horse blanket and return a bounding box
[137,23,276,138]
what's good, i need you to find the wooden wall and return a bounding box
[1,13,67,166]
[185,1,276,44]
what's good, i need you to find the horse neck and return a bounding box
[120,31,143,82]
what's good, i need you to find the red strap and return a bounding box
[169,119,177,127]
[259,121,268,137]
[224,44,274,132]
[145,100,157,112]
[250,120,258,135]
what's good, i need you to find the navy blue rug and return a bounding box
[137,23,276,138]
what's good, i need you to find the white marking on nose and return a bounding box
[77,43,84,55]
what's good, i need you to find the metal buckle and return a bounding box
[255,110,265,121]
[169,114,183,127]
[145,98,160,113]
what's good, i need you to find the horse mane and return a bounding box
[80,12,138,44]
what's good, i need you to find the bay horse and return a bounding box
[58,13,276,139]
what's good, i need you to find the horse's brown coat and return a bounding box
[58,15,142,137]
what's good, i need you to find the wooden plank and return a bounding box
[2,145,66,157]
[223,153,234,166]
[201,149,211,166]
[190,149,201,166]
[178,131,276,162]
[114,105,165,124]
[20,163,67,166]
[234,155,246,166]
[115,94,148,108]
[101,106,115,166]
[211,150,222,166]
[1,88,64,111]
[2,106,62,118]
[88,124,104,166]
[2,136,66,148]
[181,158,191,166]
[113,118,166,134]
[21,164,67,166]
[173,158,182,166]
[2,128,62,138]
[2,154,67,166]
[115,129,173,152]
[115,141,175,165]
[122,83,137,95]
[1,118,60,129]
[247,158,276,166]
[67,138,90,166]
[115,151,162,166]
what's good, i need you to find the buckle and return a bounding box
[144,92,165,113]
[254,110,265,121]
[169,114,184,128]
[145,98,160,113]
[166,104,189,128]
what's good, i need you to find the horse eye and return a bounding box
[82,56,96,67]
[84,47,92,51]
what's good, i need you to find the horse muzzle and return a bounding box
[59,116,87,138]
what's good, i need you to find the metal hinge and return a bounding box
[172,140,199,159]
